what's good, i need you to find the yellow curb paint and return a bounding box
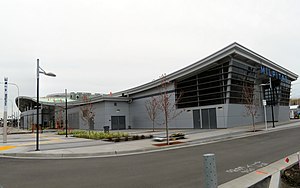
[17,138,65,146]
[0,146,16,151]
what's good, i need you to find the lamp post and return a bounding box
[260,83,269,131]
[65,89,68,137]
[269,77,275,128]
[36,59,56,151]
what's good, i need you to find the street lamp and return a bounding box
[260,83,269,131]
[36,59,56,151]
[260,78,275,128]
[65,89,68,137]
[269,77,275,128]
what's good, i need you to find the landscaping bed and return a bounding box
[281,163,300,187]
[57,130,153,142]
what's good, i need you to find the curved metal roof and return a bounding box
[16,95,131,112]
[113,42,298,96]
[16,42,298,110]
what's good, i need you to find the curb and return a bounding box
[0,147,158,159]
[218,152,299,188]
[0,123,299,159]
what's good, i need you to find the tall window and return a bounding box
[229,61,256,104]
[176,62,229,108]
[175,58,291,108]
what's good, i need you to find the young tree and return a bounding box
[242,83,259,132]
[158,74,183,145]
[145,96,159,132]
[55,107,63,129]
[80,95,95,136]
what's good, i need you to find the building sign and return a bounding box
[4,77,8,112]
[260,66,288,83]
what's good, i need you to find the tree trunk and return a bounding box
[166,117,169,145]
[88,119,91,138]
[152,121,155,132]
[252,115,255,132]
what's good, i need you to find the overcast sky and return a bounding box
[0,0,300,116]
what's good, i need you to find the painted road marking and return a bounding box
[0,146,16,151]
[226,161,268,174]
[256,170,269,175]
[0,138,65,150]
[17,138,65,146]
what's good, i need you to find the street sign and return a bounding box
[4,77,8,111]
[3,77,8,143]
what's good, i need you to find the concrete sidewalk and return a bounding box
[0,120,299,158]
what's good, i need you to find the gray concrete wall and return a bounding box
[93,102,105,130]
[226,104,265,128]
[278,106,290,122]
[104,101,129,129]
[129,83,194,129]
[62,85,291,130]
[67,101,129,130]
[67,106,85,129]
[130,97,157,129]
[266,106,278,122]
[265,105,289,122]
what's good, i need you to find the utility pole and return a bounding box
[65,89,68,137]
[269,77,275,128]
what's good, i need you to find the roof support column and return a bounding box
[225,58,233,104]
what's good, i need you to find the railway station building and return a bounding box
[17,43,298,130]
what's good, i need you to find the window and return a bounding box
[176,61,229,108]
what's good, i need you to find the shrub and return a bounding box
[57,130,152,142]
[133,135,139,140]
[58,130,130,140]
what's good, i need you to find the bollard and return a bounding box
[203,153,218,188]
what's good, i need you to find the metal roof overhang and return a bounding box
[17,96,131,112]
[17,42,298,107]
[113,42,298,96]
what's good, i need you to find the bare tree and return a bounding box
[80,95,95,135]
[145,96,159,132]
[242,83,259,132]
[158,74,183,145]
[55,106,64,129]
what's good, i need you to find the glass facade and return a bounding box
[176,57,291,108]
[229,61,256,104]
[263,79,291,106]
[176,62,229,108]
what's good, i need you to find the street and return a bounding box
[0,126,300,188]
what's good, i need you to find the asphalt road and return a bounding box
[1,126,300,188]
